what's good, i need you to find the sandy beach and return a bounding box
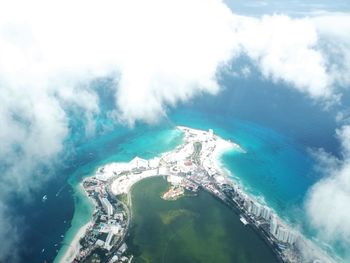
[55,126,333,263]
[57,221,92,263]
[56,182,95,263]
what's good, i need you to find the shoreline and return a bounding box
[57,221,92,263]
[55,126,335,263]
[55,183,94,263]
[209,131,336,263]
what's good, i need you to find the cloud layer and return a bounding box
[306,126,350,256]
[236,15,333,98]
[0,0,349,261]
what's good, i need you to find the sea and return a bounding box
[11,67,346,263]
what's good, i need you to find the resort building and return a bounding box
[244,199,252,213]
[261,206,271,220]
[276,227,290,243]
[251,202,262,217]
[104,232,114,251]
[270,216,279,236]
[99,196,114,216]
[130,156,148,170]
[287,231,298,245]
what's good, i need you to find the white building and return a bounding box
[118,243,128,254]
[251,202,262,217]
[148,157,161,169]
[244,200,252,213]
[261,206,271,220]
[95,239,104,247]
[276,226,289,243]
[104,232,114,251]
[270,216,278,236]
[100,197,114,216]
[208,129,214,140]
[130,156,148,169]
[109,255,119,263]
[287,231,298,245]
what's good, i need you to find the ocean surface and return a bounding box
[12,70,345,262]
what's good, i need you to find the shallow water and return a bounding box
[127,177,279,263]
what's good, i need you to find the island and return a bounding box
[58,126,334,263]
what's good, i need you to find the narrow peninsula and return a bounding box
[58,126,333,263]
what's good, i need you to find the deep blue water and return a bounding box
[172,109,317,215]
[10,68,346,262]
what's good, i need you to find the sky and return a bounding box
[0,0,350,261]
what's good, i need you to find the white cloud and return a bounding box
[0,0,238,259]
[312,13,350,91]
[306,126,350,258]
[0,0,349,261]
[235,14,334,99]
[0,203,20,262]
[0,0,239,125]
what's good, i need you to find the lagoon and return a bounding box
[127,177,279,263]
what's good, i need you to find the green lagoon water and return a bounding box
[127,177,279,263]
[54,127,184,263]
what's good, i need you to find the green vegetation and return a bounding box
[117,193,128,204]
[191,141,202,165]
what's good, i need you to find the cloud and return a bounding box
[0,0,238,259]
[0,0,349,261]
[312,13,350,91]
[0,0,239,125]
[235,14,338,100]
[0,203,20,262]
[305,125,350,258]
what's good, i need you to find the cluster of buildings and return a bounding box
[201,175,303,262]
[74,177,132,263]
[270,217,298,245]
[242,196,298,245]
[75,126,330,263]
[165,127,325,263]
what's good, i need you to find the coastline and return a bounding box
[209,132,336,263]
[55,125,334,263]
[57,221,92,263]
[54,183,94,263]
[128,176,280,262]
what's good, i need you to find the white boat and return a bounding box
[42,195,47,202]
[240,215,249,225]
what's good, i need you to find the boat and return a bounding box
[42,195,47,202]
[240,215,249,225]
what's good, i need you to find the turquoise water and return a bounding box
[170,109,320,239]
[54,126,184,262]
[172,110,317,206]
[16,94,339,262]
[10,52,345,262]
[21,106,332,263]
[55,109,320,262]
